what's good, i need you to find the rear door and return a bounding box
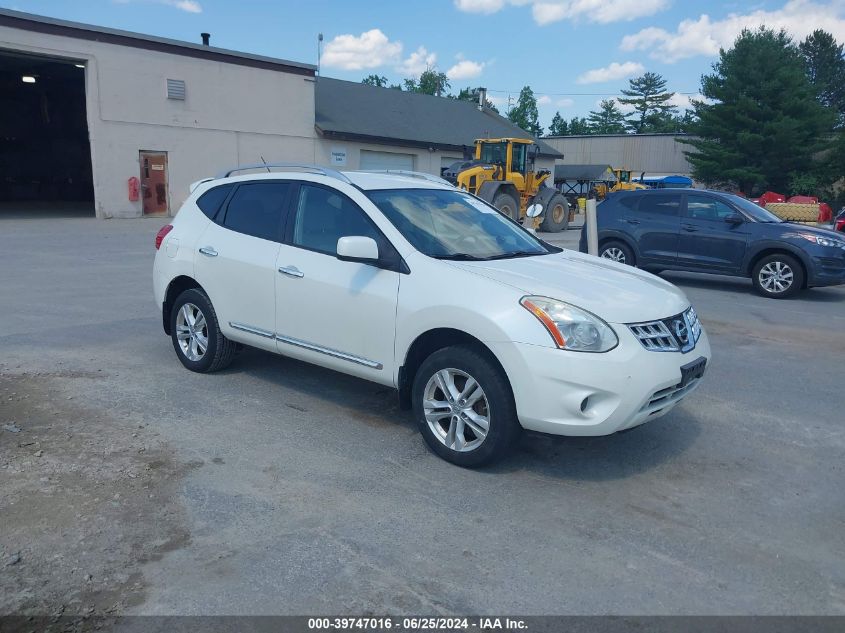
[193,181,291,351]
[622,192,681,265]
[677,193,749,271]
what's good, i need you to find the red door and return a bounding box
[140,151,169,215]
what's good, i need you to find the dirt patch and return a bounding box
[0,371,191,631]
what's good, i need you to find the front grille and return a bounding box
[628,306,702,353]
[640,377,702,415]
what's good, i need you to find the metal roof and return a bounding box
[553,164,616,182]
[0,8,315,76]
[315,78,562,158]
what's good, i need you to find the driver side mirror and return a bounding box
[337,236,379,263]
[724,213,744,225]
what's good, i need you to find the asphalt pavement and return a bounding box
[1,214,843,616]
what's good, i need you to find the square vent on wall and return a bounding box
[166,79,186,100]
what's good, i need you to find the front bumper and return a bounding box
[488,326,711,436]
[808,250,845,287]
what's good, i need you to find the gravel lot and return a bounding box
[1,215,843,622]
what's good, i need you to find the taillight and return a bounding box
[836,218,845,232]
[155,224,173,250]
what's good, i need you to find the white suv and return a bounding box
[153,164,710,466]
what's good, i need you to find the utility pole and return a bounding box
[317,33,323,77]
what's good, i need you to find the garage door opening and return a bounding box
[359,150,415,171]
[0,51,94,217]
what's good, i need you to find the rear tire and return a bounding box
[752,253,804,299]
[170,288,237,372]
[492,192,519,221]
[412,345,520,467]
[539,193,569,233]
[599,240,635,266]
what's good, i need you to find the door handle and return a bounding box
[682,225,699,232]
[198,246,218,257]
[278,265,304,278]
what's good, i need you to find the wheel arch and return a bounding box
[162,275,207,335]
[397,328,513,410]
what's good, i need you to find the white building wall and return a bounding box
[543,134,693,177]
[0,24,317,218]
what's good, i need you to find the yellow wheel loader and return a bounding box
[452,138,571,233]
[592,168,649,199]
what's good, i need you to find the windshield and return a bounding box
[726,194,783,223]
[366,188,554,260]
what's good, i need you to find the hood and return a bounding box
[448,250,690,324]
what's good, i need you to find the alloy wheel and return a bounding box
[759,261,794,294]
[175,303,209,361]
[601,247,626,263]
[423,368,490,452]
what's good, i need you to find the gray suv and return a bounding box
[578,189,845,298]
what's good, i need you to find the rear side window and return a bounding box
[619,195,640,211]
[196,184,233,219]
[222,182,290,241]
[640,193,681,216]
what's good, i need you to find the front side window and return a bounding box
[480,143,507,166]
[639,193,681,216]
[686,194,737,221]
[292,184,381,255]
[222,182,290,241]
[367,188,553,260]
[725,194,783,223]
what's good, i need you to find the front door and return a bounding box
[274,182,400,385]
[677,193,748,271]
[140,151,169,215]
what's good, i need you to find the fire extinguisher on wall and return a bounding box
[128,176,140,202]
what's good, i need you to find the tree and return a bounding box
[404,68,450,96]
[568,116,590,135]
[548,111,568,136]
[507,86,543,136]
[682,27,835,195]
[619,72,677,133]
[454,87,499,113]
[361,74,388,87]
[799,29,845,126]
[587,99,628,134]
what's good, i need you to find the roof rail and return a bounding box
[357,170,454,187]
[216,163,351,183]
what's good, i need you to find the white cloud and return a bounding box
[667,93,711,110]
[576,61,644,84]
[397,46,437,76]
[114,0,202,12]
[446,59,486,80]
[454,0,668,25]
[453,0,505,13]
[621,0,845,62]
[322,29,403,71]
[537,95,552,105]
[556,98,575,107]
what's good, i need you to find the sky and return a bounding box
[4,0,845,130]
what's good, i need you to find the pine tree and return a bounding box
[568,116,590,135]
[587,100,627,134]
[799,29,845,126]
[682,27,835,194]
[619,72,677,133]
[507,86,543,136]
[548,112,568,136]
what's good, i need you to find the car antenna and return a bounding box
[260,156,271,173]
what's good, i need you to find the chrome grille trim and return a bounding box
[627,306,702,353]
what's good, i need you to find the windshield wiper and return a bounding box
[433,253,487,261]
[483,250,547,260]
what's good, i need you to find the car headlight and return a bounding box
[520,296,618,352]
[801,233,845,249]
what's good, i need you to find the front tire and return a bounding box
[538,193,569,233]
[412,345,520,467]
[599,240,635,266]
[170,288,237,372]
[492,192,519,221]
[752,253,804,298]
